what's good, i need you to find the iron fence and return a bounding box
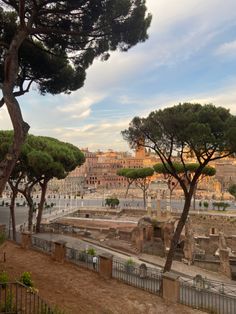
[65,247,100,272]
[112,258,162,295]
[0,281,54,314]
[31,236,54,255]
[179,276,236,314]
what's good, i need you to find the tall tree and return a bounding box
[117,168,136,197]
[0,1,152,194]
[117,167,154,208]
[154,163,216,210]
[0,131,84,233]
[122,103,236,272]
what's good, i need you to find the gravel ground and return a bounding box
[0,241,206,314]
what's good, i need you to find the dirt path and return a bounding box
[0,241,205,314]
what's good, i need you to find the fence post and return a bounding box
[162,272,180,303]
[99,253,113,279]
[21,231,32,249]
[53,240,66,263]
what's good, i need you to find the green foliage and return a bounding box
[117,167,154,179]
[125,258,135,273]
[0,290,14,313]
[0,2,151,95]
[19,272,34,288]
[125,258,135,266]
[212,202,230,211]
[154,162,216,177]
[228,184,236,199]
[0,271,9,289]
[87,248,96,256]
[203,201,209,209]
[105,197,120,208]
[122,103,236,272]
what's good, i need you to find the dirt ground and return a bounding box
[0,241,205,314]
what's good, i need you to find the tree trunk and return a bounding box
[163,192,192,272]
[0,29,30,195]
[20,191,34,232]
[27,196,34,232]
[193,183,197,211]
[125,181,132,198]
[9,189,17,241]
[36,180,48,233]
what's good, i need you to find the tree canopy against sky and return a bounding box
[0,0,152,194]
[0,130,85,234]
[122,103,236,271]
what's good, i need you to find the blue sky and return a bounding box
[1,0,236,151]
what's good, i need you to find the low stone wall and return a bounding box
[194,259,220,272]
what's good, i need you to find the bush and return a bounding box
[19,272,34,287]
[87,248,96,256]
[125,258,135,273]
[105,197,119,208]
[0,271,9,289]
[203,201,209,209]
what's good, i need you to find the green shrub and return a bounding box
[0,271,9,289]
[0,291,14,312]
[19,272,34,287]
[125,258,135,273]
[105,198,119,208]
[203,201,209,209]
[87,248,96,256]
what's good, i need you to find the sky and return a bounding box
[1,0,236,152]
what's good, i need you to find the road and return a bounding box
[1,195,236,228]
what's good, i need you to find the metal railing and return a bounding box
[179,276,236,314]
[112,258,162,295]
[0,281,54,314]
[31,236,54,255]
[65,247,100,272]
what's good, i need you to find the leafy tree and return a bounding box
[21,135,85,232]
[117,168,136,197]
[154,163,216,210]
[122,103,236,272]
[117,167,154,208]
[0,1,152,195]
[212,201,230,211]
[0,131,84,233]
[228,184,236,200]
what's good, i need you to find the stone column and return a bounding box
[21,231,32,249]
[99,253,113,279]
[147,195,152,216]
[219,249,232,278]
[53,240,67,263]
[162,272,180,303]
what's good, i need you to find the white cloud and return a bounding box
[56,92,106,119]
[0,107,12,130]
[215,40,236,58]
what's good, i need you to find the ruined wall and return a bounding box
[190,214,236,237]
